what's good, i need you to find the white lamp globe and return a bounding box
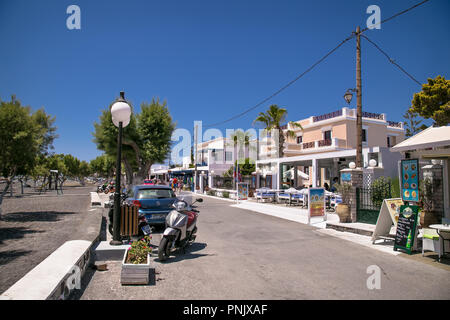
[349,162,356,169]
[111,92,131,128]
[111,101,131,127]
[369,159,377,167]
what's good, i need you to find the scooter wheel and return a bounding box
[158,237,171,261]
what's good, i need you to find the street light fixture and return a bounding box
[110,91,131,246]
[343,88,357,105]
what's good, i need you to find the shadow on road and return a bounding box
[0,227,45,244]
[0,211,76,223]
[0,249,33,266]
[156,242,213,263]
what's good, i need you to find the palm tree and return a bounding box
[253,104,302,158]
[227,130,256,188]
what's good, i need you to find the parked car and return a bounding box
[125,185,178,227]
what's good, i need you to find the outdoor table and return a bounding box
[428,224,450,262]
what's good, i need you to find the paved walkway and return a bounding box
[0,185,103,294]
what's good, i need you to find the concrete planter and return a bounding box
[121,251,151,285]
[336,204,351,223]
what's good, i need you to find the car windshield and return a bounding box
[137,188,175,199]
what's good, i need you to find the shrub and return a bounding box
[125,236,152,264]
[207,189,216,196]
[371,176,392,207]
[223,191,230,198]
[335,183,352,205]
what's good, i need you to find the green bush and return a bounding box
[207,189,216,196]
[223,191,230,198]
[371,176,392,207]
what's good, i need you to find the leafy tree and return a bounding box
[223,158,256,178]
[0,96,43,214]
[403,109,428,137]
[93,98,175,186]
[90,154,114,178]
[410,75,450,126]
[253,104,302,158]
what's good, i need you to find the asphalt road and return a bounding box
[77,196,450,300]
[0,185,102,294]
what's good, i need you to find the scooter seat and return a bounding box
[187,211,196,227]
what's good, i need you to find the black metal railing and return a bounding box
[356,182,391,224]
[313,109,343,122]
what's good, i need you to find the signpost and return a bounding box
[308,187,326,224]
[400,159,419,202]
[371,198,403,243]
[394,205,419,254]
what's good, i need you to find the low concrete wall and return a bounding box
[0,240,93,300]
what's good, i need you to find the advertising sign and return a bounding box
[394,205,419,254]
[237,183,249,201]
[400,159,419,202]
[371,198,404,243]
[308,188,326,224]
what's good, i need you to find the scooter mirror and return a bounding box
[196,198,203,203]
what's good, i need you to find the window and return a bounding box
[387,136,396,147]
[362,129,367,142]
[297,136,303,144]
[323,130,331,141]
[137,188,175,199]
[225,151,233,161]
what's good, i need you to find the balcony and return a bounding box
[283,137,347,155]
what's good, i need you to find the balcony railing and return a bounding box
[318,139,332,147]
[302,141,315,149]
[362,111,384,120]
[313,109,343,122]
[387,121,402,128]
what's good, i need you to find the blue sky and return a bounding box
[0,0,449,162]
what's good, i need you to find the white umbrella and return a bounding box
[283,168,309,180]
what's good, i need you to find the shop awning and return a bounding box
[391,126,450,152]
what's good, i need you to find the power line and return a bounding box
[361,34,422,86]
[203,0,430,128]
[360,0,430,33]
[203,34,355,128]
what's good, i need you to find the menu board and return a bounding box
[394,205,419,254]
[385,198,404,227]
[400,159,419,202]
[308,188,326,224]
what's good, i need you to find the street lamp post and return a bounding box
[110,91,131,246]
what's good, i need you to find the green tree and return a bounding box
[403,109,428,137]
[253,104,302,158]
[410,75,450,126]
[0,96,43,214]
[93,98,175,186]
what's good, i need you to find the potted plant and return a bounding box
[121,236,153,285]
[334,183,352,223]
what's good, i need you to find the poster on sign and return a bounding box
[371,198,403,244]
[308,188,326,224]
[237,183,249,202]
[400,159,419,202]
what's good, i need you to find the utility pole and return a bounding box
[355,26,363,168]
